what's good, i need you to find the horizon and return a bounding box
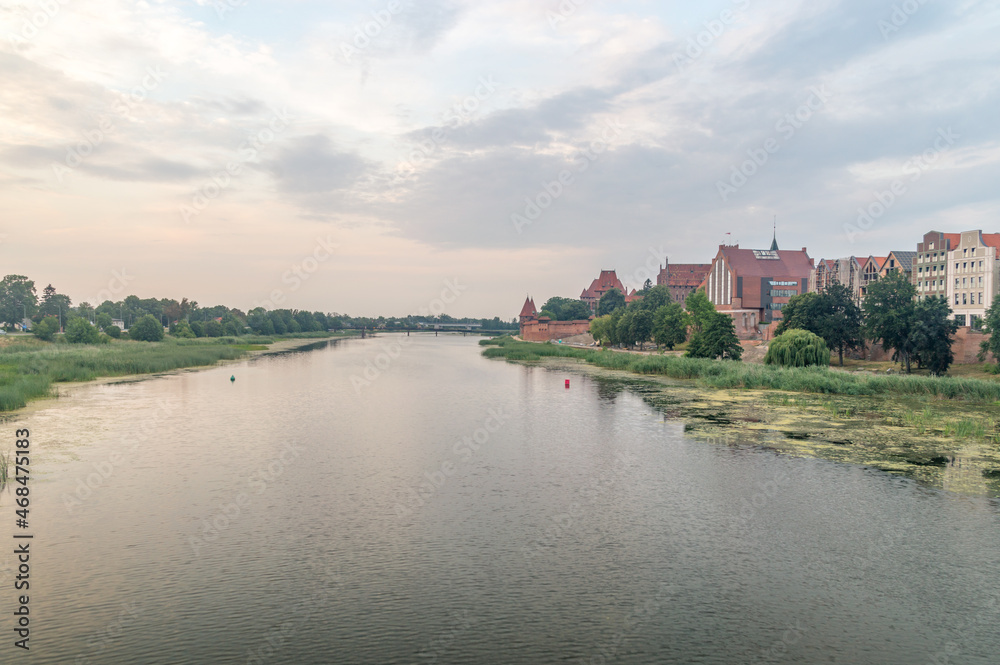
[2,1,997,318]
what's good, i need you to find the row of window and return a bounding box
[769,289,797,298]
[955,292,984,305]
[917,248,985,263]
[955,276,985,287]
[955,260,985,272]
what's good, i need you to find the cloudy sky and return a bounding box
[1,0,998,317]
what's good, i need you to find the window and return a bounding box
[963,278,967,287]
[980,292,984,304]
[770,289,796,297]
[955,278,960,286]
[979,276,983,285]
[964,249,968,257]
[955,294,960,305]
[980,261,984,269]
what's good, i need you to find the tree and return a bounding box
[980,294,1000,368]
[630,310,654,350]
[170,320,196,338]
[589,315,613,345]
[634,284,672,312]
[0,275,38,328]
[597,288,626,316]
[39,284,71,321]
[819,282,864,367]
[652,303,690,350]
[540,297,592,321]
[777,284,863,366]
[203,320,224,337]
[615,310,636,348]
[908,296,958,376]
[64,317,100,344]
[129,314,164,342]
[105,324,122,339]
[96,312,113,331]
[32,316,60,342]
[765,329,830,367]
[684,289,716,332]
[687,312,743,360]
[863,270,917,372]
[641,278,653,292]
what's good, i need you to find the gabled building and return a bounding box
[946,230,1000,327]
[518,296,538,325]
[810,257,863,298]
[656,259,712,304]
[859,256,885,297]
[580,270,631,313]
[701,237,814,331]
[914,231,961,302]
[881,251,916,281]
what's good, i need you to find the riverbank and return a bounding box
[482,338,1000,496]
[0,333,353,413]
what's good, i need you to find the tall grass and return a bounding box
[0,450,9,485]
[0,339,249,412]
[483,339,1000,402]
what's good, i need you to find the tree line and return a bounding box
[0,274,515,343]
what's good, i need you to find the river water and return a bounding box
[5,334,1000,664]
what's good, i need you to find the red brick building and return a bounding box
[518,295,592,341]
[580,270,638,313]
[701,240,814,331]
[656,259,712,304]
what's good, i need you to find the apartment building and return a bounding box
[913,231,960,302]
[945,230,1000,327]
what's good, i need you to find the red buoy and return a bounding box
[565,379,570,388]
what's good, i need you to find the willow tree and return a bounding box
[764,329,830,367]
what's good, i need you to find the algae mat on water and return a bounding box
[534,357,1000,498]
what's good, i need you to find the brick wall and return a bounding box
[520,319,593,342]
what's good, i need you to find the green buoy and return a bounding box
[230,375,235,382]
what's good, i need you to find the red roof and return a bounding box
[581,270,627,300]
[943,232,962,247]
[518,296,537,318]
[981,233,1000,248]
[660,263,711,288]
[712,245,814,279]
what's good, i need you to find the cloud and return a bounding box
[264,135,369,194]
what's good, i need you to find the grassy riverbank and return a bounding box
[481,337,1000,401]
[0,332,353,412]
[482,337,1000,496]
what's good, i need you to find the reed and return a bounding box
[483,339,1000,402]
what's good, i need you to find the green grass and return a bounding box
[0,338,251,412]
[0,450,9,485]
[482,339,1000,402]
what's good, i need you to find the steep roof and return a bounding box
[663,264,712,288]
[981,233,1000,248]
[887,250,917,271]
[519,296,537,318]
[581,270,627,299]
[715,245,814,278]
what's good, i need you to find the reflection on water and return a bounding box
[4,334,999,664]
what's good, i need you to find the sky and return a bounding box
[1,0,998,318]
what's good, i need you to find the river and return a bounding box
[5,334,999,664]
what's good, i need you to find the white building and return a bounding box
[945,230,1000,327]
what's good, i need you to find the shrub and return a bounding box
[64,317,100,344]
[105,324,122,339]
[764,329,831,368]
[129,314,165,342]
[32,316,60,342]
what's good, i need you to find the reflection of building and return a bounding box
[580,270,637,313]
[656,259,712,304]
[946,230,1000,327]
[701,234,814,329]
[914,231,960,302]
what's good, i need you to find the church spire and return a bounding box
[769,216,779,251]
